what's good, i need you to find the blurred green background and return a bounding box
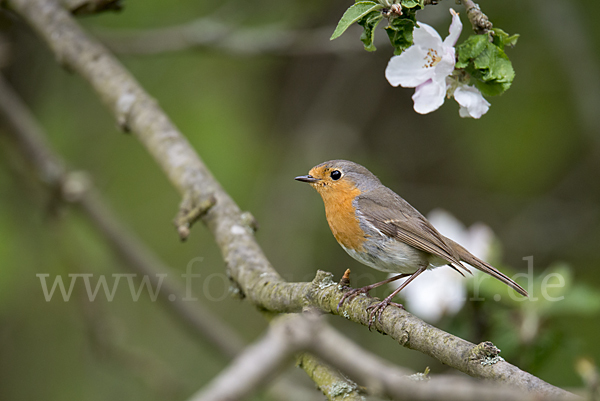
[1,0,599,399]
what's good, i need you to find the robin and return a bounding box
[295,160,528,325]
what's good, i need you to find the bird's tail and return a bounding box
[447,239,528,297]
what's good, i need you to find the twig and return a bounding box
[174,191,216,241]
[461,0,493,34]
[3,0,574,398]
[295,352,364,401]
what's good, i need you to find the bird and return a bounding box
[295,160,528,325]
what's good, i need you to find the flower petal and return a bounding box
[385,45,435,87]
[433,46,456,82]
[413,22,443,50]
[454,85,490,118]
[443,9,463,47]
[412,78,446,114]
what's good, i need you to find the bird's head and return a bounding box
[295,160,381,198]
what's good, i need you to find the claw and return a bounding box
[365,299,404,330]
[337,286,371,311]
[365,302,383,330]
[336,272,411,313]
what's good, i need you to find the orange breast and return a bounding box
[318,182,366,251]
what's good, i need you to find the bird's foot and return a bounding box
[337,269,375,311]
[337,286,372,312]
[365,298,404,330]
[337,271,409,327]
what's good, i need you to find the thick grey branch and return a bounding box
[304,271,576,399]
[309,315,575,401]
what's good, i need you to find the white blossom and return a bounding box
[385,9,491,118]
[453,83,491,119]
[385,9,461,114]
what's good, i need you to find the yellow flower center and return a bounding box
[424,48,441,68]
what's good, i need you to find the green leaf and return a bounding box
[385,18,416,55]
[357,11,384,51]
[456,34,516,96]
[492,28,519,49]
[331,2,383,41]
[400,0,423,8]
[456,34,488,68]
[384,8,418,55]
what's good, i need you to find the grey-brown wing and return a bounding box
[357,190,462,266]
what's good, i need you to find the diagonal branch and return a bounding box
[2,0,575,398]
[0,74,351,401]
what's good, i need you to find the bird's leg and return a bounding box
[366,266,427,330]
[337,273,410,311]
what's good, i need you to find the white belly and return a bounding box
[340,237,433,274]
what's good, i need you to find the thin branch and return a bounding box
[3,0,575,398]
[461,0,493,34]
[187,316,303,401]
[295,352,364,401]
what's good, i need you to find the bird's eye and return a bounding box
[330,170,342,180]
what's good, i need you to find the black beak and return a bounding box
[295,175,320,183]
